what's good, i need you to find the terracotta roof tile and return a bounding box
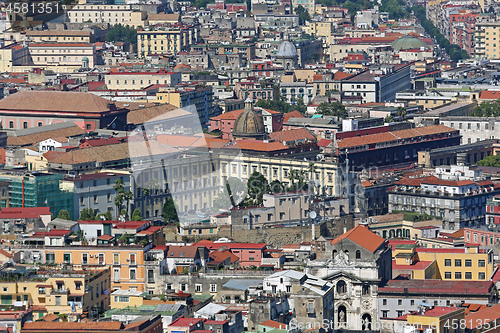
[127,104,186,125]
[0,91,118,113]
[7,124,85,147]
[331,225,385,252]
[269,128,316,143]
[22,321,124,331]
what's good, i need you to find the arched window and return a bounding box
[336,280,347,294]
[332,250,337,258]
[9,121,13,128]
[362,285,370,295]
[23,122,28,129]
[356,250,361,259]
[38,122,43,127]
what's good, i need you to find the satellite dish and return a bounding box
[309,211,317,219]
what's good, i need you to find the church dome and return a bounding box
[276,40,298,58]
[233,98,265,139]
[391,35,429,51]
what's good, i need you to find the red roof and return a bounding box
[204,320,229,325]
[137,226,164,235]
[0,207,50,219]
[260,320,288,329]
[283,111,305,123]
[411,306,462,317]
[113,221,149,229]
[331,225,385,253]
[317,139,332,147]
[392,260,434,270]
[0,249,13,259]
[97,235,114,240]
[465,304,500,329]
[479,90,500,100]
[31,230,71,237]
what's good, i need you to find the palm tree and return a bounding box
[123,190,133,218]
[397,107,407,121]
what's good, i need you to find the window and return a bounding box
[75,282,82,290]
[455,272,462,279]
[465,259,472,267]
[38,287,45,294]
[195,284,202,293]
[130,268,136,280]
[113,268,120,282]
[455,259,462,267]
[444,272,451,279]
[444,259,451,266]
[382,310,388,318]
[362,285,370,295]
[382,299,387,305]
[465,272,472,279]
[180,284,186,291]
[397,310,403,317]
[479,260,486,267]
[23,122,28,129]
[98,253,104,265]
[398,299,402,306]
[63,253,71,263]
[55,296,61,306]
[46,253,55,264]
[410,300,415,306]
[82,253,88,265]
[479,272,486,279]
[130,253,136,265]
[8,121,13,128]
[356,250,361,259]
[336,280,347,294]
[113,253,119,265]
[210,284,217,293]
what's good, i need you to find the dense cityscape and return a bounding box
[0,0,498,331]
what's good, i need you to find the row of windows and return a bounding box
[444,271,486,279]
[443,259,486,267]
[448,122,494,130]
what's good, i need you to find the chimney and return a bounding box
[108,103,116,111]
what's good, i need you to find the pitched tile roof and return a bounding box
[479,90,500,100]
[211,109,245,121]
[260,320,288,329]
[337,125,456,149]
[48,141,178,166]
[269,128,316,143]
[127,104,187,125]
[7,124,85,147]
[167,245,199,258]
[0,249,13,259]
[0,91,119,113]
[465,304,500,329]
[331,225,385,253]
[283,111,305,123]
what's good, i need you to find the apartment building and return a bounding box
[104,69,182,90]
[42,245,151,292]
[66,4,147,28]
[0,267,110,321]
[389,166,500,230]
[379,280,497,319]
[475,20,500,59]
[392,244,495,281]
[439,116,500,144]
[28,43,95,68]
[137,27,199,58]
[155,86,215,123]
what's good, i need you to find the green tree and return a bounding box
[131,208,142,221]
[114,195,124,220]
[384,115,394,123]
[397,106,407,121]
[269,179,286,193]
[478,155,500,167]
[106,24,137,44]
[317,102,347,118]
[162,197,179,223]
[79,208,96,220]
[121,208,128,220]
[57,210,71,220]
[247,172,269,205]
[103,210,113,221]
[294,5,311,25]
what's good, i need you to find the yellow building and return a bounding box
[45,246,148,292]
[65,4,147,28]
[104,70,182,90]
[110,289,144,309]
[137,30,184,57]
[475,21,500,59]
[405,307,465,333]
[0,267,110,321]
[392,245,494,281]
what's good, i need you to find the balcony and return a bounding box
[51,289,69,295]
